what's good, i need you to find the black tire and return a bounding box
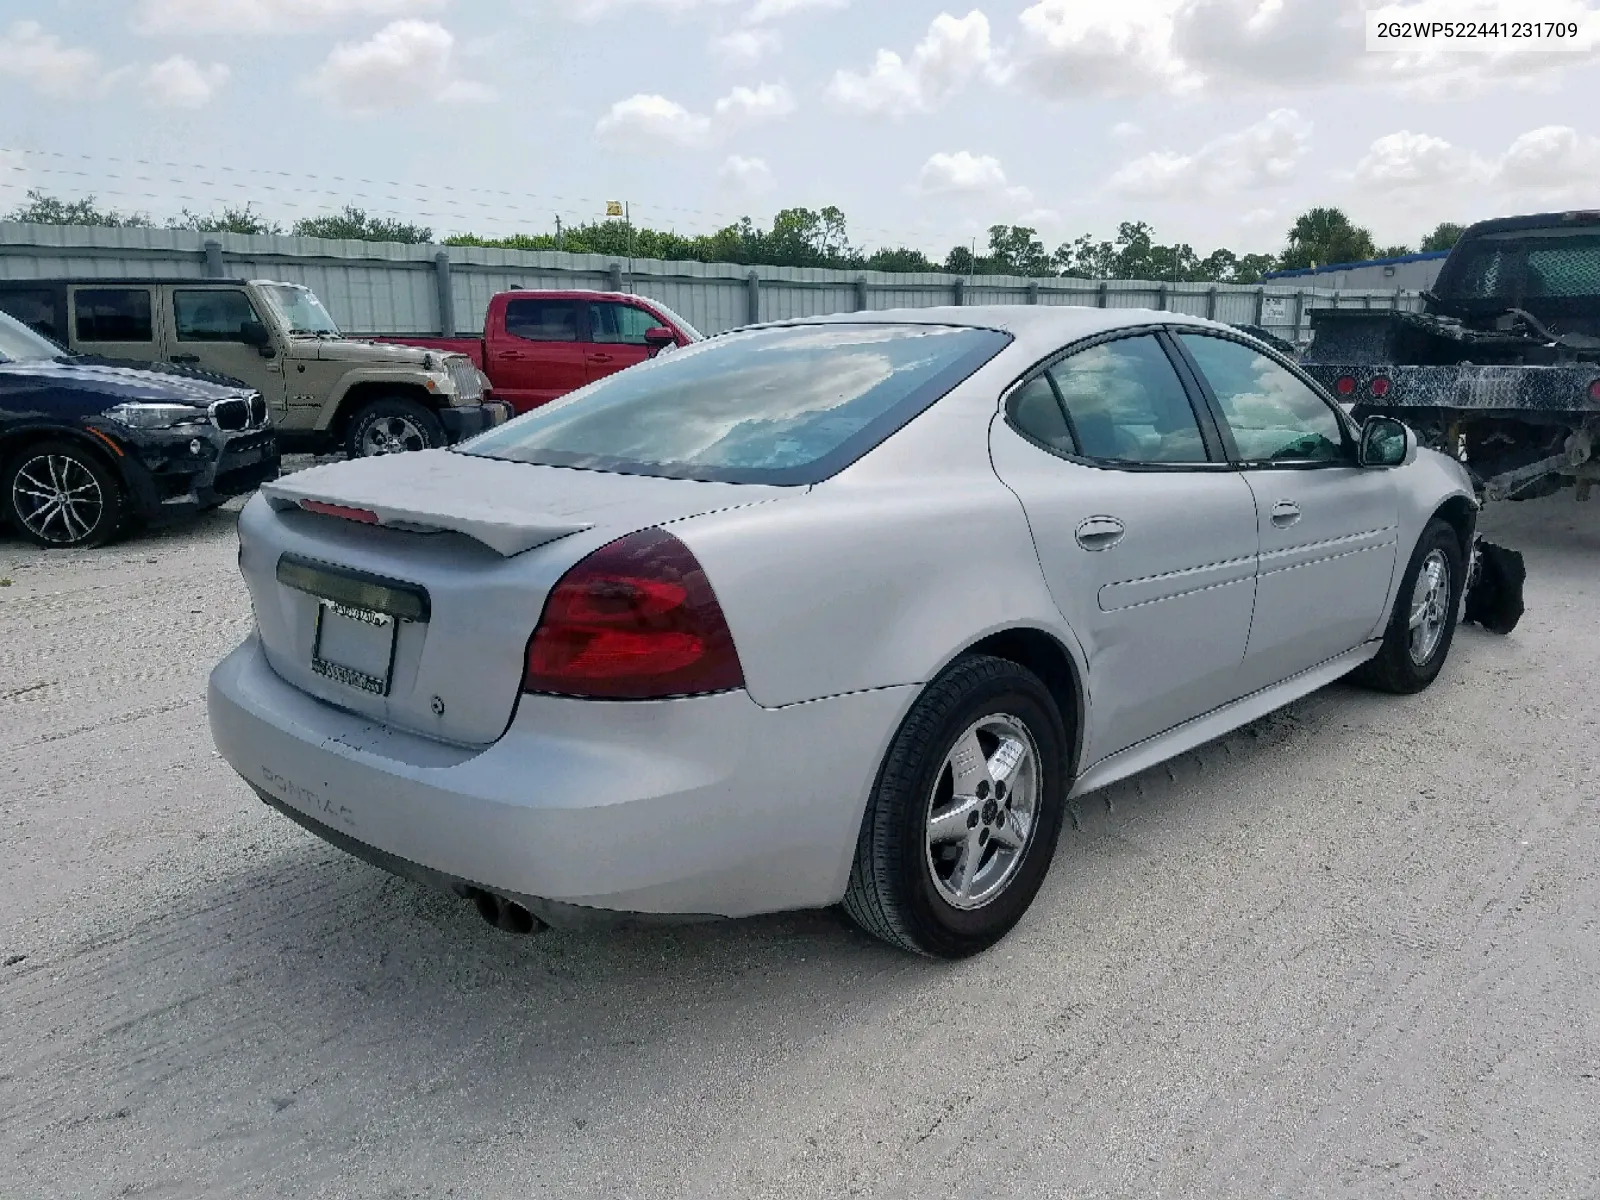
[344,397,446,460]
[1351,517,1465,694]
[3,439,127,549]
[842,654,1070,958]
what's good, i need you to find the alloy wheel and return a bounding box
[361,415,430,456]
[11,453,105,545]
[1407,548,1451,665]
[924,714,1041,910]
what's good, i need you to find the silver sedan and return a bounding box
[209,307,1478,957]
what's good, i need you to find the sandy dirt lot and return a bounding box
[1,491,1597,1199]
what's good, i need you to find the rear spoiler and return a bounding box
[261,461,592,557]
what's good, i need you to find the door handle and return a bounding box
[1075,516,1125,551]
[1270,500,1302,527]
[496,351,522,360]
[588,354,614,364]
[169,354,200,364]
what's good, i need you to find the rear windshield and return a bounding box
[1440,228,1600,302]
[457,322,1010,485]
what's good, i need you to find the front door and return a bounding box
[583,300,657,382]
[989,331,1262,765]
[1173,331,1400,694]
[495,297,589,412]
[68,286,161,364]
[166,286,288,415]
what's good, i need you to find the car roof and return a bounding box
[745,304,1230,359]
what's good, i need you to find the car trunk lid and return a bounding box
[241,450,792,745]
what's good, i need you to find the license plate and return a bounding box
[311,601,397,695]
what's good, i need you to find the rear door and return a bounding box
[989,330,1261,764]
[1173,331,1400,694]
[68,285,162,363]
[166,285,288,413]
[583,300,658,382]
[492,296,588,412]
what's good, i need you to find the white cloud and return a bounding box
[718,154,775,193]
[1110,121,1142,140]
[747,0,847,21]
[597,82,793,152]
[827,10,997,117]
[0,21,107,98]
[143,56,230,108]
[1497,125,1600,192]
[712,81,795,126]
[711,28,780,63]
[305,20,490,114]
[1013,0,1596,100]
[917,150,1032,204]
[136,0,448,35]
[1107,108,1312,198]
[1014,0,1188,98]
[596,94,714,149]
[1350,130,1489,192]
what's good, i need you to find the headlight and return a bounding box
[105,402,208,430]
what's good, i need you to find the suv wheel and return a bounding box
[345,397,446,459]
[842,655,1069,958]
[3,440,127,549]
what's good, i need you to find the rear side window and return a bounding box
[1009,375,1076,454]
[75,288,153,342]
[460,323,1011,485]
[0,288,63,344]
[1180,334,1347,463]
[174,289,260,341]
[1040,335,1208,464]
[589,301,658,345]
[504,298,580,342]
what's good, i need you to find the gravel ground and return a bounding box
[1,489,1597,1199]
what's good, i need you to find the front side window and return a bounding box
[1043,335,1208,465]
[460,322,1011,485]
[74,288,153,342]
[589,302,659,345]
[1180,333,1348,464]
[504,299,580,343]
[174,290,261,341]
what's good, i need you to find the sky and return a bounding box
[1,0,1598,260]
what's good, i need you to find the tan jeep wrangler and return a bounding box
[0,277,510,458]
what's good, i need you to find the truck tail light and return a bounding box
[1369,376,1391,398]
[523,528,744,700]
[1334,375,1356,396]
[1589,378,1600,401]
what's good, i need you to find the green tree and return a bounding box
[984,225,1053,276]
[1280,207,1377,270]
[864,246,939,272]
[291,206,433,244]
[4,190,153,227]
[1420,222,1466,252]
[167,204,282,235]
[1376,244,1413,259]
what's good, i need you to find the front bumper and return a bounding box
[111,423,280,522]
[208,635,912,924]
[439,400,513,443]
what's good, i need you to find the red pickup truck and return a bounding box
[377,290,702,414]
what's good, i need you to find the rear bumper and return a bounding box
[439,400,513,443]
[208,635,912,922]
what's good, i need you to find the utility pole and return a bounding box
[626,201,635,294]
[554,215,563,251]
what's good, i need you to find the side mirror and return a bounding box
[1359,415,1410,467]
[239,320,272,353]
[643,326,676,357]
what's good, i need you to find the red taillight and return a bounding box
[300,499,380,525]
[1369,376,1391,398]
[1589,378,1600,401]
[1334,375,1356,396]
[523,528,744,700]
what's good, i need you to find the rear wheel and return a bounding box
[345,397,445,459]
[1351,517,1464,694]
[3,440,126,549]
[842,655,1069,958]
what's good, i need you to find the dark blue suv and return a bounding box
[0,308,279,548]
